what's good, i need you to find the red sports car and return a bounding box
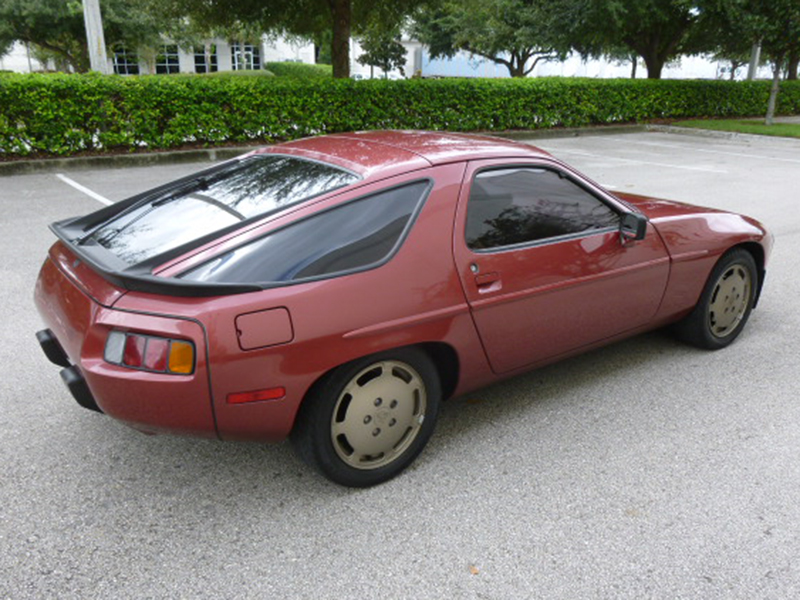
[35,131,772,486]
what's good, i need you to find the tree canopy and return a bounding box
[566,0,708,79]
[143,0,425,78]
[701,0,800,121]
[413,0,571,78]
[0,0,160,72]
[356,23,407,77]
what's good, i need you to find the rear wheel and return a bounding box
[291,348,441,487]
[674,248,758,349]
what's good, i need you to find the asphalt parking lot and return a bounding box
[1,129,799,599]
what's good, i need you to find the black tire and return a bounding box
[290,347,441,487]
[673,248,758,350]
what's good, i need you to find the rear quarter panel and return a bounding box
[114,163,496,442]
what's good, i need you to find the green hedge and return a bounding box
[1,73,799,157]
[264,62,332,79]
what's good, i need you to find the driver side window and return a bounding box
[465,167,619,250]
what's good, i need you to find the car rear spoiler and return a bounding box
[48,157,263,298]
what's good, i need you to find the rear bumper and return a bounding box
[34,251,218,438]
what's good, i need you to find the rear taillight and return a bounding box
[104,331,195,375]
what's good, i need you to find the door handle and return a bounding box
[475,271,501,293]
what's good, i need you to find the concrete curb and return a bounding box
[645,123,800,145]
[490,124,648,141]
[0,125,650,176]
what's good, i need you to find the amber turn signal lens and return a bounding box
[168,341,195,375]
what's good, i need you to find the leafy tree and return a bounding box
[413,0,570,78]
[143,0,425,78]
[0,0,161,72]
[357,24,407,77]
[701,11,754,80]
[702,0,800,122]
[570,0,726,79]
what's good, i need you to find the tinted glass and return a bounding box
[180,181,430,285]
[466,168,619,250]
[84,156,359,265]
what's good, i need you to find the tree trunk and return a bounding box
[765,62,782,126]
[641,52,665,79]
[630,54,637,79]
[508,61,525,78]
[788,49,799,81]
[329,0,351,78]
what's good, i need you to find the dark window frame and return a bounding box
[231,43,262,71]
[179,178,434,288]
[194,44,218,73]
[156,44,180,75]
[465,164,621,254]
[112,46,140,75]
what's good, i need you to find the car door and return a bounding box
[453,159,671,374]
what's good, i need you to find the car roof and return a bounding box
[254,130,551,179]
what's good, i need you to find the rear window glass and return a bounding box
[81,155,359,265]
[179,181,430,285]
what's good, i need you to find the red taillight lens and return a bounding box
[123,335,146,367]
[104,331,195,375]
[144,338,169,371]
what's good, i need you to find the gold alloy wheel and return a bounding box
[707,262,752,338]
[331,360,427,470]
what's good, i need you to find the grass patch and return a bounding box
[673,118,800,138]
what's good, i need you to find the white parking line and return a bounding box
[551,148,728,173]
[55,174,113,206]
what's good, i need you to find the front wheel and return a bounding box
[673,248,758,350]
[291,348,441,487]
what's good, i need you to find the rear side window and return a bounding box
[82,155,359,265]
[180,181,431,285]
[466,167,619,250]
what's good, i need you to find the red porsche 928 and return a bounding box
[35,131,772,486]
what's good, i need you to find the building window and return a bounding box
[156,44,180,74]
[112,46,139,75]
[232,43,261,71]
[194,44,218,73]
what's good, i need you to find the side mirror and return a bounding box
[620,212,648,244]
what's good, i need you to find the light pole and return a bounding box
[82,0,111,73]
[747,42,761,81]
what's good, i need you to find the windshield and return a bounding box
[81,155,360,265]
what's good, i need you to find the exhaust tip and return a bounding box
[60,366,103,414]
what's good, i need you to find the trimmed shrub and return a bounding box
[0,73,798,157]
[264,62,332,79]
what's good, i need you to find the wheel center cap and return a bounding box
[375,409,390,425]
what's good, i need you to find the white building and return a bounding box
[0,37,316,75]
[0,41,51,72]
